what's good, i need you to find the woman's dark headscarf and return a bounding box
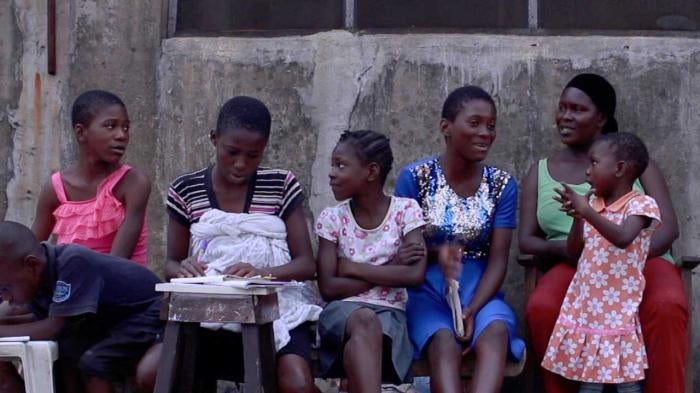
[565,73,618,134]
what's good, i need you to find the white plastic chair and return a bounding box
[0,340,58,393]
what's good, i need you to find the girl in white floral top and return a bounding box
[315,130,427,390]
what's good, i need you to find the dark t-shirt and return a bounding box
[30,243,162,327]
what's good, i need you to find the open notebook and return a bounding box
[170,274,288,289]
[446,279,465,337]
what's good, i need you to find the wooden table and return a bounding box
[153,283,280,393]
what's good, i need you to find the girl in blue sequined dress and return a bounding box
[395,86,525,393]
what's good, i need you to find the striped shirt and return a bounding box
[166,166,304,228]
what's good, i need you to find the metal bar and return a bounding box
[47,0,56,75]
[344,0,356,30]
[167,0,179,37]
[528,0,538,29]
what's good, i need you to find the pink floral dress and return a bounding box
[542,191,661,383]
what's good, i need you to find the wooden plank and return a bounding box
[156,282,279,296]
[254,293,281,324]
[168,293,279,324]
[411,351,525,378]
[154,322,183,393]
[681,258,696,393]
[242,323,277,393]
[47,0,56,75]
[159,293,171,320]
[177,324,199,393]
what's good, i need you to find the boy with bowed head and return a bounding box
[0,221,162,393]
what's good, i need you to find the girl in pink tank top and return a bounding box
[31,90,150,265]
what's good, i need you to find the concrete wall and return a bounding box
[2,0,700,389]
[1,0,67,224]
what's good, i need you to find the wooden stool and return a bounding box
[153,283,280,393]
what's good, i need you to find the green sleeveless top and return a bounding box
[535,159,673,263]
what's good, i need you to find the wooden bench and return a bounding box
[411,351,526,378]
[518,255,700,393]
[152,282,526,392]
[309,326,527,383]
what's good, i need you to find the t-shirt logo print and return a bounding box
[52,281,72,303]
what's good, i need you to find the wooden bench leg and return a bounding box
[680,258,698,393]
[242,322,277,393]
[155,321,183,393]
[178,323,200,393]
[523,264,538,393]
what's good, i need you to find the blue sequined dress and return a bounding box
[395,156,525,360]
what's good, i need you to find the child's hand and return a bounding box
[177,256,206,278]
[223,263,264,278]
[554,184,595,218]
[438,243,462,280]
[459,306,475,353]
[390,242,426,265]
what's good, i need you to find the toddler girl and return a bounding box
[542,132,661,393]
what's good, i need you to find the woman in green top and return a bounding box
[519,73,687,393]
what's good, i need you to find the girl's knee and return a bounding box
[134,366,157,393]
[0,361,17,374]
[640,289,688,327]
[277,355,316,393]
[347,308,382,337]
[278,375,316,393]
[133,343,161,393]
[484,320,508,335]
[476,321,509,347]
[526,286,565,321]
[0,362,24,393]
[526,264,574,320]
[427,329,461,356]
[0,361,22,384]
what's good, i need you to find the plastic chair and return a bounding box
[0,340,58,393]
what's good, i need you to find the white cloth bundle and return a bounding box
[190,209,322,350]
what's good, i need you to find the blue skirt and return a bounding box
[406,259,525,360]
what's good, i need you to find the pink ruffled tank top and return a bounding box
[51,164,148,265]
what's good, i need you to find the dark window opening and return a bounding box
[175,0,344,35]
[355,0,528,29]
[172,0,700,36]
[540,0,699,31]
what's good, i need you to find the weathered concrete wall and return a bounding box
[1,0,70,224]
[158,32,700,388]
[0,0,22,220]
[67,0,161,169]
